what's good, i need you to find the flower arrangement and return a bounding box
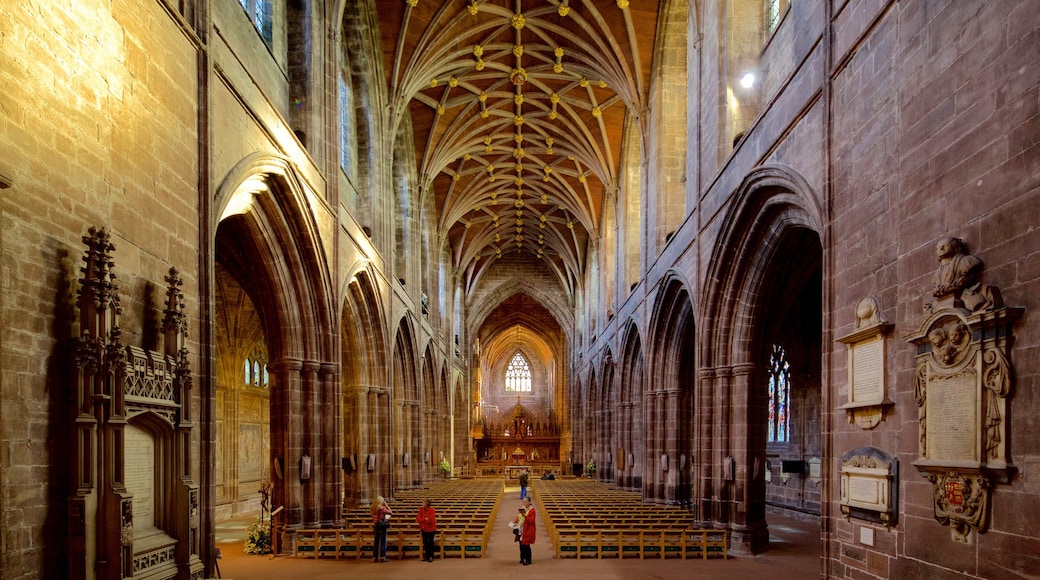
[586,460,597,476]
[439,459,451,476]
[243,516,272,554]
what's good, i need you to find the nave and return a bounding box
[216,480,820,580]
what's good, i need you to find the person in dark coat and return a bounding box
[519,468,529,499]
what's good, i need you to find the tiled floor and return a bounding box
[216,486,821,580]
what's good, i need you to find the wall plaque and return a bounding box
[839,446,897,526]
[906,237,1022,541]
[837,297,894,429]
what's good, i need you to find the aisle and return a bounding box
[486,484,554,565]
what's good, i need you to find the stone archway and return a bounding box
[341,269,389,505]
[213,154,340,533]
[699,164,824,554]
[646,273,697,506]
[617,322,644,492]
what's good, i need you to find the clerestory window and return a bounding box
[239,0,273,45]
[505,352,532,392]
[766,0,790,36]
[767,343,791,443]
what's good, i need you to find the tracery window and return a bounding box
[238,0,272,45]
[504,352,532,392]
[767,343,791,443]
[243,353,269,388]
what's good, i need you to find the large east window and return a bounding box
[767,343,791,443]
[505,352,532,392]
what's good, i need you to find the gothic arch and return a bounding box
[598,347,618,482]
[646,273,697,504]
[701,164,822,368]
[391,315,421,490]
[618,321,644,491]
[214,153,340,530]
[697,163,823,553]
[465,276,575,343]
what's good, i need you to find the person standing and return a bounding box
[416,498,437,562]
[371,496,392,562]
[519,496,536,565]
[519,468,529,499]
[510,506,524,563]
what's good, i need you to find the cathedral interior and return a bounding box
[1,0,1038,579]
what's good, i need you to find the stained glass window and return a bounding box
[767,344,791,443]
[505,352,532,392]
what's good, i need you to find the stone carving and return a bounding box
[854,295,887,329]
[925,471,990,542]
[907,237,1022,541]
[982,348,1010,458]
[121,499,134,547]
[839,447,897,526]
[837,297,893,429]
[927,237,1001,313]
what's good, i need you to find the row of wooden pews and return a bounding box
[534,480,728,560]
[294,479,502,560]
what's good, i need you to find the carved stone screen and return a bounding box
[125,424,156,531]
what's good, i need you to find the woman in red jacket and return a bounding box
[416,498,437,562]
[519,496,536,565]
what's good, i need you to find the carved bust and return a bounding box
[931,237,981,298]
[929,237,999,312]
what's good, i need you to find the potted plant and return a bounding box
[439,458,452,478]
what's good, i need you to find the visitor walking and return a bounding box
[519,468,529,499]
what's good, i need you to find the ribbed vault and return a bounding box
[378,0,660,292]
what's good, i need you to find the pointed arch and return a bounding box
[391,315,421,490]
[618,321,644,491]
[214,153,340,530]
[646,272,697,504]
[598,347,618,482]
[697,163,823,553]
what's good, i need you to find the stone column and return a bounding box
[269,358,304,528]
[319,362,341,526]
[301,361,320,526]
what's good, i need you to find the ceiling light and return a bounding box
[740,72,756,88]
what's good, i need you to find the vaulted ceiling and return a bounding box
[377,0,660,296]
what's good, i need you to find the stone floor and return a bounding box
[215,486,822,580]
